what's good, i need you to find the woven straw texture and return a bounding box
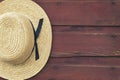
[0,0,52,80]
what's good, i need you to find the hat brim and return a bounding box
[0,0,52,79]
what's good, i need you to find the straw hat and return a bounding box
[0,0,52,80]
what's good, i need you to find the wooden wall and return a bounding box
[1,0,120,80]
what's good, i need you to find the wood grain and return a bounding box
[30,57,120,80]
[34,0,120,25]
[52,26,120,57]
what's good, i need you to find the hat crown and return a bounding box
[0,12,34,64]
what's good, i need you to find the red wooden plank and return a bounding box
[35,0,120,2]
[0,57,120,80]
[29,57,120,80]
[33,0,120,25]
[52,26,120,57]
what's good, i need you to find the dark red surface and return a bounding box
[35,0,120,26]
[29,57,120,80]
[52,26,120,57]
[0,0,120,80]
